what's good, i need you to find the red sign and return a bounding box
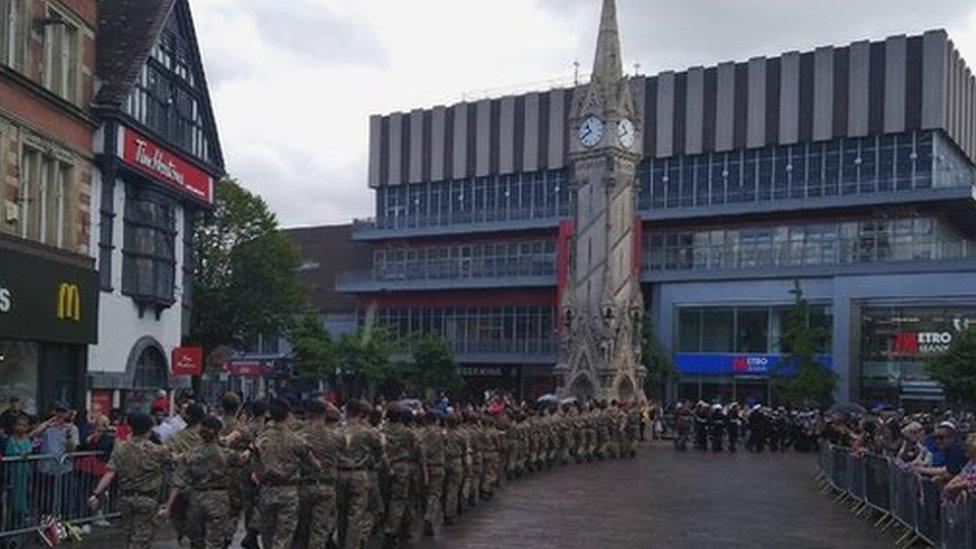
[224,360,268,378]
[118,125,214,204]
[172,347,204,376]
[893,333,920,355]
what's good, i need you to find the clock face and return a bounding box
[579,116,605,148]
[617,118,636,149]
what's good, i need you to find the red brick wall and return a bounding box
[0,0,98,256]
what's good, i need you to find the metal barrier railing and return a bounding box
[815,443,976,549]
[0,451,121,540]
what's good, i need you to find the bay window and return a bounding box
[122,186,177,309]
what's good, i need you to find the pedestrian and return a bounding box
[88,413,169,549]
[726,404,741,453]
[217,392,246,547]
[442,413,465,526]
[295,400,341,548]
[418,411,444,536]
[4,415,34,529]
[382,403,422,547]
[164,402,205,544]
[35,403,79,515]
[166,415,239,549]
[253,398,317,549]
[338,399,383,549]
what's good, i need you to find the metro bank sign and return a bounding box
[118,125,214,205]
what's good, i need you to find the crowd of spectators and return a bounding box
[821,408,976,503]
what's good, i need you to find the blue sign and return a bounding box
[675,353,832,376]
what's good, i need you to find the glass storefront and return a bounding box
[0,340,40,415]
[674,304,833,404]
[859,305,976,406]
[0,340,84,416]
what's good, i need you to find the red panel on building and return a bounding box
[224,361,268,378]
[119,125,213,204]
[171,347,204,376]
[555,220,575,332]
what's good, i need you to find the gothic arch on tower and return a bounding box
[569,372,597,401]
[615,375,636,403]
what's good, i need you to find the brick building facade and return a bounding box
[0,0,99,414]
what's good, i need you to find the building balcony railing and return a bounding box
[644,238,975,276]
[337,255,557,292]
[352,207,570,240]
[636,130,976,221]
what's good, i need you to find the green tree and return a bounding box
[288,312,335,382]
[641,317,677,402]
[336,325,407,398]
[926,328,976,408]
[773,280,837,408]
[190,178,304,355]
[411,334,462,395]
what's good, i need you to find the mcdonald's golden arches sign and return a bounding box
[0,241,98,344]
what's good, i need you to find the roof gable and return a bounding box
[97,0,224,172]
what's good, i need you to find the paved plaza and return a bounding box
[79,442,890,549]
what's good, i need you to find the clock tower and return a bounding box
[556,0,646,402]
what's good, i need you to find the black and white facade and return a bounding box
[88,0,223,411]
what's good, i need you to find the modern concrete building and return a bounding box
[341,0,976,405]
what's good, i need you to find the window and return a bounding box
[18,147,72,248]
[122,186,177,308]
[0,0,25,70]
[677,309,702,352]
[736,308,769,353]
[42,10,79,101]
[701,308,734,352]
[123,15,213,164]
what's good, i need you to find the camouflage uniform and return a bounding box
[218,413,246,544]
[419,423,445,528]
[107,438,169,549]
[240,417,265,540]
[254,420,313,549]
[165,425,203,541]
[383,421,422,540]
[468,423,484,505]
[338,422,383,549]
[297,421,341,548]
[442,422,465,523]
[176,440,234,549]
[481,422,499,497]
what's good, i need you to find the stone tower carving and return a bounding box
[555,0,645,402]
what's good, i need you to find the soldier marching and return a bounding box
[89,392,643,548]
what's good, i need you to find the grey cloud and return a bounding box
[541,0,975,73]
[228,149,372,229]
[247,0,389,69]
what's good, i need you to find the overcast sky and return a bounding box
[191,0,976,229]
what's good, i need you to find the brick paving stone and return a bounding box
[79,442,892,549]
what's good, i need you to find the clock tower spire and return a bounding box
[557,0,645,403]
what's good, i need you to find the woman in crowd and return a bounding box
[3,415,34,529]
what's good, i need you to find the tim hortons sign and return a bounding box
[119,125,214,205]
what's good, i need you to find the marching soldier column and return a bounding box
[89,397,643,548]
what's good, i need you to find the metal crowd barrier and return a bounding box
[0,451,121,540]
[815,443,976,549]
